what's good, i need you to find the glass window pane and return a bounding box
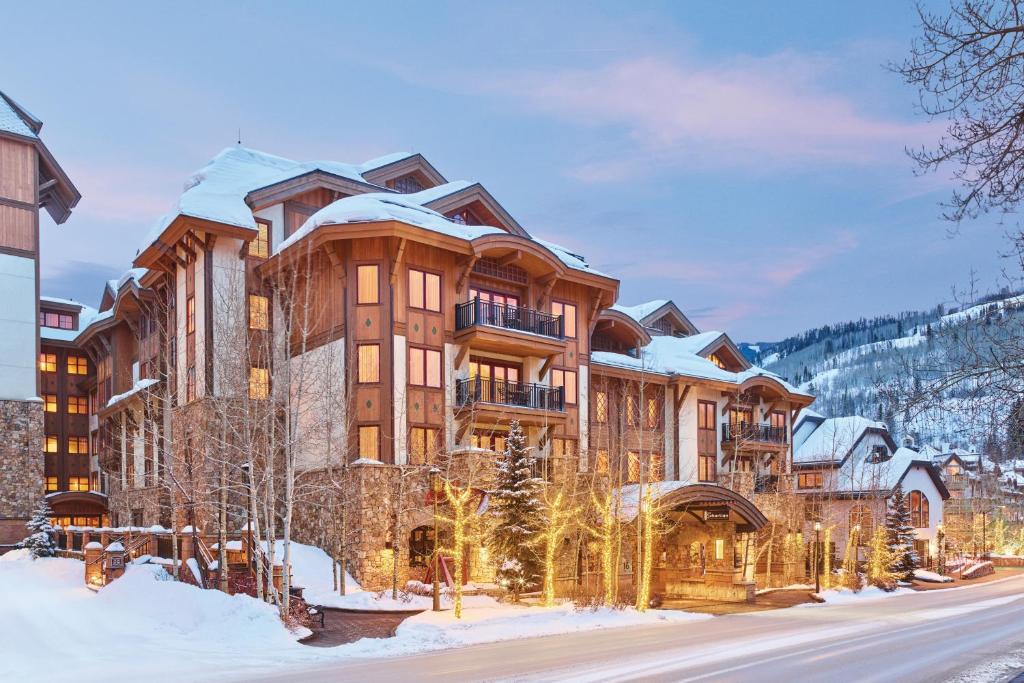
[408,270,424,309]
[357,265,379,304]
[409,348,425,386]
[358,345,380,383]
[425,273,441,312]
[426,350,441,388]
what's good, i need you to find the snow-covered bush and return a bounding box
[19,499,57,559]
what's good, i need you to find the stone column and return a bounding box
[84,542,103,588]
[104,542,127,583]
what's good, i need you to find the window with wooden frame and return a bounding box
[39,353,57,373]
[409,347,442,388]
[552,438,575,461]
[469,287,519,308]
[708,353,726,369]
[551,368,577,404]
[626,395,638,426]
[186,296,196,334]
[43,394,57,413]
[551,301,577,338]
[68,396,87,415]
[849,505,874,535]
[357,264,380,305]
[409,426,441,465]
[358,425,380,460]
[40,311,74,329]
[249,294,269,330]
[408,268,441,312]
[910,490,930,528]
[357,344,380,384]
[68,437,88,455]
[646,397,659,429]
[729,406,753,426]
[698,453,717,483]
[627,451,640,483]
[697,400,717,482]
[770,411,786,430]
[67,355,88,375]
[797,471,823,489]
[249,367,269,400]
[45,476,58,492]
[249,218,270,258]
[595,449,609,475]
[68,477,88,492]
[44,436,58,453]
[594,391,608,423]
[471,432,507,453]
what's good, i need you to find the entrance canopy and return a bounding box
[616,482,768,533]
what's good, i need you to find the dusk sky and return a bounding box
[2,1,1009,340]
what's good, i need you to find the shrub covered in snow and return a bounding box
[19,499,57,559]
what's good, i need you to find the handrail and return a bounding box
[455,377,565,411]
[722,421,788,444]
[455,297,564,339]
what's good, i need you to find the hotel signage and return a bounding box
[704,507,730,521]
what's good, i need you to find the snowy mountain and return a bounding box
[742,289,1024,453]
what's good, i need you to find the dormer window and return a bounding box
[867,444,890,464]
[450,211,467,225]
[39,310,74,330]
[391,174,423,194]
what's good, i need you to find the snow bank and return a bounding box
[808,585,914,605]
[914,569,953,583]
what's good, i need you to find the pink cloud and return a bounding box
[472,54,943,179]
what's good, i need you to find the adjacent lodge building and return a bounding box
[2,90,994,602]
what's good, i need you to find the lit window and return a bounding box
[850,505,874,535]
[596,450,609,475]
[45,476,58,492]
[39,353,57,373]
[68,437,88,454]
[551,301,577,338]
[714,539,725,561]
[409,347,441,388]
[408,268,441,312]
[709,353,726,369]
[647,397,659,429]
[552,438,575,461]
[359,425,380,460]
[249,367,269,400]
[626,396,637,426]
[44,436,58,453]
[186,297,195,334]
[910,490,930,528]
[594,391,608,423]
[43,394,57,413]
[68,396,88,415]
[627,451,640,483]
[68,477,89,492]
[409,426,440,465]
[551,368,577,404]
[798,472,824,489]
[357,265,379,305]
[249,294,269,330]
[357,344,380,383]
[249,219,270,258]
[67,355,88,375]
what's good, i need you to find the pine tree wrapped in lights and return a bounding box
[885,485,918,581]
[20,498,57,559]
[489,420,543,601]
[867,525,898,591]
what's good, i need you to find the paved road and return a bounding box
[254,574,1024,682]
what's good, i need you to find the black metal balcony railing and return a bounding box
[722,422,788,445]
[455,298,564,339]
[456,377,565,412]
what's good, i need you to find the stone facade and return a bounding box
[0,399,44,547]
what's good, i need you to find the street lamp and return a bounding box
[814,521,822,594]
[430,467,441,612]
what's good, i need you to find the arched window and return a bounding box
[909,490,929,528]
[849,504,873,535]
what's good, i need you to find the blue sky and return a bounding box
[2,1,1009,340]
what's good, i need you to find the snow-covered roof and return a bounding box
[0,91,37,138]
[105,378,160,409]
[591,335,809,395]
[615,480,694,521]
[794,415,888,465]
[612,300,670,323]
[835,446,940,495]
[139,146,417,255]
[39,296,101,343]
[106,268,148,297]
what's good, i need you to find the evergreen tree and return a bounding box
[885,485,918,581]
[489,420,543,599]
[19,498,57,559]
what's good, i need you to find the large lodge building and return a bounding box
[6,93,958,601]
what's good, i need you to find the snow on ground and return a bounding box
[914,568,954,583]
[807,585,915,605]
[1,546,706,682]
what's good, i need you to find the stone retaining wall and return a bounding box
[0,400,43,547]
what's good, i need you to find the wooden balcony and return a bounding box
[455,377,566,426]
[454,298,566,358]
[721,422,788,454]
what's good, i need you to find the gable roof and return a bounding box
[612,299,699,336]
[0,91,39,138]
[418,181,530,238]
[836,446,950,499]
[793,415,894,465]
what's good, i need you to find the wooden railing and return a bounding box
[455,298,564,339]
[456,377,564,412]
